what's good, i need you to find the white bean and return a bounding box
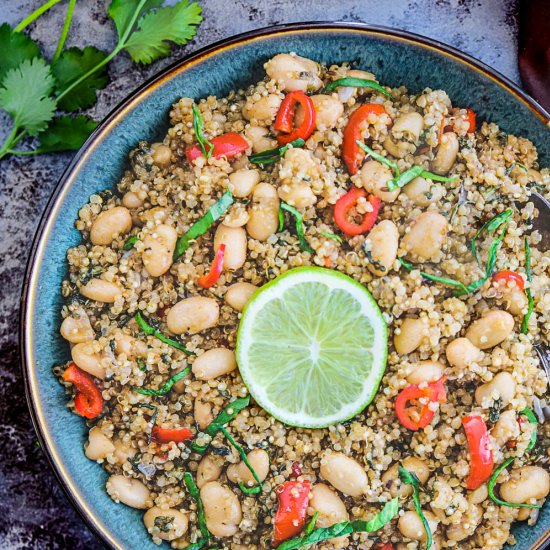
[359,160,400,203]
[394,317,425,355]
[309,94,344,130]
[491,410,520,447]
[225,282,258,311]
[122,191,144,209]
[403,177,444,207]
[113,438,137,465]
[106,474,151,509]
[468,483,488,504]
[194,397,213,430]
[407,361,444,384]
[200,481,242,537]
[85,427,115,460]
[382,457,430,498]
[364,220,398,276]
[446,504,482,541]
[445,338,482,369]
[401,211,448,262]
[475,372,516,407]
[192,348,237,380]
[245,125,277,153]
[499,466,550,504]
[246,182,280,241]
[71,341,105,379]
[465,309,514,349]
[265,53,322,92]
[114,333,147,359]
[80,278,122,303]
[143,506,188,541]
[90,206,132,246]
[320,452,368,497]
[166,297,219,335]
[383,135,415,158]
[214,224,247,271]
[243,93,282,123]
[504,288,529,316]
[431,132,459,175]
[309,484,349,544]
[398,510,438,542]
[229,169,260,198]
[60,312,95,343]
[223,204,250,228]
[392,112,424,142]
[142,224,177,277]
[226,449,269,487]
[197,455,223,488]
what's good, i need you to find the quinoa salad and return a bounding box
[56,53,550,550]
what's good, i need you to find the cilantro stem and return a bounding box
[53,0,77,61]
[14,0,64,32]
[0,126,19,160]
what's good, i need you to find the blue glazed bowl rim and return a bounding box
[20,21,550,550]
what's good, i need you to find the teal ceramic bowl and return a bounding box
[21,22,550,550]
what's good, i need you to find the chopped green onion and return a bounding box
[173,189,234,260]
[123,235,138,250]
[356,141,400,175]
[320,231,343,243]
[220,426,263,495]
[322,77,394,99]
[399,465,432,549]
[135,311,193,355]
[386,166,457,192]
[280,202,314,253]
[399,258,469,295]
[521,238,534,334]
[184,472,210,545]
[249,138,305,166]
[192,104,214,159]
[133,366,190,396]
[276,498,399,550]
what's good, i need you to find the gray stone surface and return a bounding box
[0,1,519,548]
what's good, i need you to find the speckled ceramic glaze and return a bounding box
[21,23,550,550]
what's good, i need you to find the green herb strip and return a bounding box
[356,141,400,175]
[276,498,399,550]
[137,357,147,372]
[220,426,262,494]
[123,235,138,250]
[488,408,540,509]
[135,311,193,355]
[173,189,233,260]
[192,104,214,159]
[191,396,250,453]
[521,238,534,334]
[184,472,210,543]
[471,209,513,268]
[399,465,432,549]
[399,257,469,295]
[133,366,190,396]
[280,202,314,253]
[320,231,343,243]
[305,512,319,536]
[322,77,394,99]
[136,403,158,444]
[249,138,305,166]
[386,166,457,192]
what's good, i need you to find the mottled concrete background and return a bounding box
[0,1,519,548]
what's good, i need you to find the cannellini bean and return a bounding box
[468,483,488,504]
[106,474,151,509]
[446,504,482,541]
[122,191,144,209]
[151,143,172,167]
[431,132,459,175]
[197,455,223,488]
[394,317,425,355]
[142,224,177,277]
[243,93,282,123]
[403,177,444,207]
[499,466,550,504]
[320,452,368,497]
[309,484,349,544]
[398,510,438,542]
[359,160,400,203]
[90,207,132,246]
[445,337,482,369]
[308,94,344,130]
[245,125,277,153]
[143,506,188,541]
[401,212,448,262]
[194,397,213,430]
[166,297,219,335]
[85,427,115,460]
[113,438,137,465]
[364,220,398,276]
[407,361,444,384]
[200,482,242,537]
[491,410,519,447]
[60,312,95,343]
[504,288,529,316]
[278,181,316,208]
[223,203,250,228]
[214,224,247,271]
[192,348,237,380]
[246,182,280,241]
[71,341,105,379]
[227,449,269,487]
[475,372,516,407]
[225,282,258,311]
[80,278,122,303]
[392,112,424,142]
[382,457,430,498]
[465,309,514,349]
[114,333,147,359]
[265,53,322,92]
[229,169,260,198]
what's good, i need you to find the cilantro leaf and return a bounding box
[0,58,56,136]
[36,115,97,153]
[108,0,164,40]
[123,1,203,64]
[51,46,109,111]
[0,23,41,83]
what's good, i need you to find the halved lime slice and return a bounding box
[236,267,388,428]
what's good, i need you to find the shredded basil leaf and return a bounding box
[276,498,399,550]
[280,202,314,253]
[278,208,285,232]
[399,465,432,549]
[521,408,538,452]
[399,258,469,295]
[123,235,138,250]
[192,104,214,159]
[320,231,343,243]
[322,77,393,99]
[133,366,190,396]
[173,189,234,260]
[249,138,305,166]
[386,166,457,192]
[356,141,400,175]
[305,512,319,536]
[471,209,513,267]
[137,358,147,372]
[135,311,193,355]
[521,238,534,334]
[184,472,211,543]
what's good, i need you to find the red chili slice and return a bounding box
[272,480,311,546]
[462,415,494,490]
[492,270,525,291]
[186,132,249,163]
[62,363,103,419]
[152,426,193,444]
[274,91,316,145]
[334,187,381,236]
[197,244,226,289]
